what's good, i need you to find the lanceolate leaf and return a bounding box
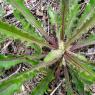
[0,4,5,18]
[31,43,42,56]
[66,12,95,49]
[71,34,95,50]
[64,65,74,95]
[0,20,48,47]
[76,0,95,33]
[65,0,95,49]
[0,57,25,69]
[48,6,61,42]
[31,70,54,95]
[48,7,57,25]
[13,9,28,30]
[65,52,95,80]
[0,54,40,70]
[14,9,44,42]
[67,51,95,66]
[0,57,59,95]
[0,71,36,95]
[60,0,69,40]
[65,53,95,84]
[65,0,80,39]
[8,0,49,40]
[69,66,84,94]
[68,52,95,71]
[0,33,6,43]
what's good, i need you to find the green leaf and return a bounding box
[66,52,95,83]
[0,54,14,59]
[69,52,95,68]
[66,11,95,49]
[79,71,95,84]
[48,6,61,41]
[44,49,63,63]
[65,0,80,39]
[0,59,56,95]
[0,71,36,95]
[0,54,41,70]
[0,20,47,47]
[14,9,44,42]
[69,53,95,84]
[13,9,27,29]
[85,92,92,95]
[72,34,95,50]
[31,43,42,56]
[66,1,95,49]
[70,53,87,62]
[48,6,57,25]
[63,65,74,95]
[0,57,24,69]
[77,0,95,31]
[0,4,5,18]
[8,0,49,39]
[31,70,54,95]
[61,0,69,25]
[69,66,84,94]
[0,33,6,43]
[60,0,69,40]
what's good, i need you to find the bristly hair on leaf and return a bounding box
[0,0,95,95]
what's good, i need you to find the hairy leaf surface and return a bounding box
[0,20,47,47]
[31,70,54,95]
[8,0,49,39]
